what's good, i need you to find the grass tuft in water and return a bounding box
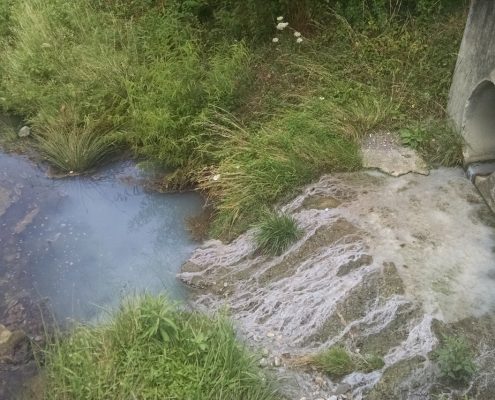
[255,212,302,256]
[35,107,117,174]
[43,295,280,400]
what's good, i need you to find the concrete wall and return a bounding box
[447,0,495,152]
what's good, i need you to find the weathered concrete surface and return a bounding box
[448,1,495,130]
[448,1,495,164]
[476,172,495,213]
[361,133,429,176]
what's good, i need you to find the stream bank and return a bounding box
[180,168,495,399]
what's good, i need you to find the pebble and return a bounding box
[266,331,275,338]
[273,356,281,367]
[314,376,326,387]
[18,126,31,138]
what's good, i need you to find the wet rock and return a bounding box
[301,195,342,210]
[0,324,27,357]
[336,254,373,277]
[18,126,31,138]
[333,383,351,396]
[366,356,426,400]
[361,132,429,176]
[475,172,495,214]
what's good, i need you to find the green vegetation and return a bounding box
[400,123,463,167]
[311,346,384,378]
[35,106,118,173]
[43,295,280,399]
[0,0,468,235]
[255,212,302,256]
[435,335,476,383]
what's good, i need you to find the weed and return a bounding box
[400,122,463,167]
[435,335,476,383]
[255,212,302,256]
[43,295,280,400]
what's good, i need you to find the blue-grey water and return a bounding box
[0,152,202,322]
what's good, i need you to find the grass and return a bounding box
[255,212,302,256]
[35,106,118,174]
[294,346,385,378]
[196,106,361,238]
[435,335,476,384]
[0,0,468,237]
[399,122,464,167]
[43,295,280,400]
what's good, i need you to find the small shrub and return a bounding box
[255,212,302,256]
[435,335,476,383]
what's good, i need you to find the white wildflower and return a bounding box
[296,37,303,43]
[319,96,325,100]
[294,31,301,37]
[276,16,284,21]
[212,174,221,181]
[276,22,289,30]
[272,37,279,43]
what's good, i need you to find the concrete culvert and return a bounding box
[463,79,495,164]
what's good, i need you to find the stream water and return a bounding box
[0,152,203,322]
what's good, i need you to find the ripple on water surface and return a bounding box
[0,153,203,322]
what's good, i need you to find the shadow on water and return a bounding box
[0,152,203,323]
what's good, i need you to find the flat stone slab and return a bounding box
[361,132,429,176]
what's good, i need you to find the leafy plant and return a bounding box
[255,212,302,256]
[435,335,476,383]
[44,295,280,400]
[400,122,463,166]
[400,126,426,149]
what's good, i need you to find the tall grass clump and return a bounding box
[295,346,385,378]
[255,212,302,256]
[35,107,118,173]
[43,295,280,400]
